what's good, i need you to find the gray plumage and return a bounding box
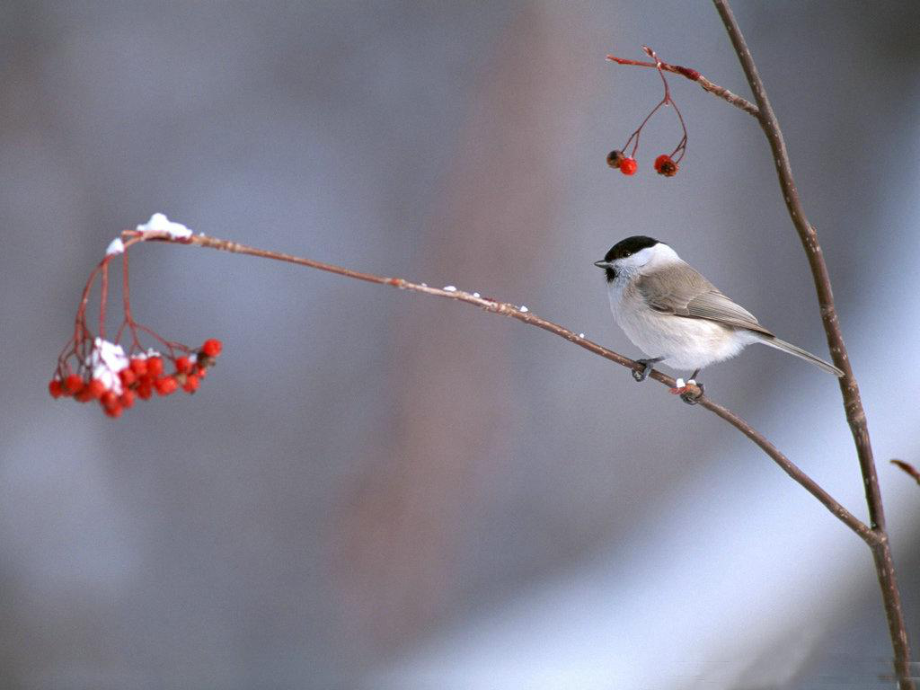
[636,264,843,377]
[636,266,773,336]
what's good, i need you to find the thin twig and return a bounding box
[891,460,920,486]
[123,228,875,545]
[711,2,913,687]
[606,53,759,117]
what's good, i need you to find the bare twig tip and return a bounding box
[891,459,920,485]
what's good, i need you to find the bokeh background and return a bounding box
[2,1,919,688]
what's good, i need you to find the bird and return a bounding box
[594,236,843,403]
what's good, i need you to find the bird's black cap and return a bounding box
[602,236,660,263]
[594,236,661,282]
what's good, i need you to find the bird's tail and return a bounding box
[756,335,844,377]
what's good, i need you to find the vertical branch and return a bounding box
[711,2,914,687]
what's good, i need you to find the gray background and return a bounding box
[1,1,919,688]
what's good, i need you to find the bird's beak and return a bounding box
[594,260,611,269]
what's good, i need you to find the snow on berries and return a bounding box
[51,338,223,418]
[50,216,223,419]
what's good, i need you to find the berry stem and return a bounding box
[616,46,689,164]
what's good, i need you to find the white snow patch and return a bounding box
[675,378,685,388]
[88,338,130,394]
[105,238,125,256]
[443,285,457,292]
[136,213,193,239]
[519,306,529,313]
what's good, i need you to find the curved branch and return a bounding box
[711,2,913,687]
[124,228,874,544]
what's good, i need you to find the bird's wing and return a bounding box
[636,264,774,337]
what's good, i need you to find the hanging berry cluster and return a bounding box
[606,47,687,178]
[49,219,223,419]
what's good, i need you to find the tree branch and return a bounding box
[124,228,875,545]
[606,52,759,117]
[711,2,913,687]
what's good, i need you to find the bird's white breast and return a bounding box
[606,273,750,371]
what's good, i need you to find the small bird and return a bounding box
[594,236,843,402]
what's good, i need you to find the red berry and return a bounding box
[197,365,208,379]
[129,358,148,376]
[104,403,123,419]
[87,379,107,399]
[75,387,94,403]
[49,379,64,399]
[182,374,200,393]
[155,376,178,396]
[654,154,678,177]
[619,157,638,176]
[100,390,119,408]
[147,357,164,378]
[120,389,136,409]
[136,381,153,400]
[201,339,222,357]
[64,374,84,394]
[175,356,192,374]
[119,368,137,387]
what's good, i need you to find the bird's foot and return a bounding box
[669,378,705,405]
[632,358,662,383]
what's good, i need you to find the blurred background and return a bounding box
[1,1,919,688]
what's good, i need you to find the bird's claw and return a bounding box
[669,379,704,405]
[632,359,657,383]
[680,389,702,405]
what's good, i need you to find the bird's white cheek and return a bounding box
[614,249,654,270]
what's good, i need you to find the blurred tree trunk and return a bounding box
[332,4,586,655]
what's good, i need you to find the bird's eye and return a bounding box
[622,251,631,258]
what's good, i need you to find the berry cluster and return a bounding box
[51,225,227,419]
[607,150,679,177]
[50,338,223,418]
[606,47,687,178]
